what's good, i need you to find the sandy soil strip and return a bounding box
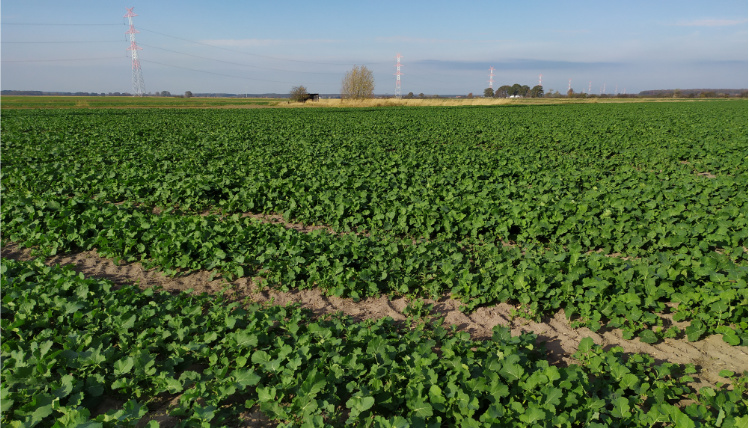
[2,242,745,390]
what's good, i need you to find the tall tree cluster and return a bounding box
[489,84,544,98]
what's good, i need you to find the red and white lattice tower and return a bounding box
[488,66,495,89]
[588,81,592,94]
[124,7,146,96]
[394,53,403,99]
[538,74,542,87]
[568,78,572,91]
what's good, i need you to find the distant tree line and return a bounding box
[1,90,197,98]
[2,90,117,96]
[402,92,443,99]
[483,84,545,98]
[638,89,748,98]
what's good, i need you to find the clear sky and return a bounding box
[2,0,747,95]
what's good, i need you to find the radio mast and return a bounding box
[394,53,403,99]
[124,7,146,96]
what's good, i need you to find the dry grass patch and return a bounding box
[285,97,714,108]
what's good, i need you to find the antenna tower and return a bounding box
[488,66,495,89]
[568,78,572,91]
[538,74,543,87]
[124,7,146,96]
[588,81,592,94]
[394,53,403,99]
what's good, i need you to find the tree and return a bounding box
[510,84,522,97]
[467,92,474,99]
[529,85,544,98]
[495,85,511,98]
[341,65,374,99]
[483,87,494,98]
[160,90,171,97]
[289,85,309,102]
[405,92,414,99]
[567,88,575,97]
[184,91,193,98]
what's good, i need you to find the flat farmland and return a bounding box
[0,95,281,109]
[2,101,747,426]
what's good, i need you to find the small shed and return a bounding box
[302,93,320,102]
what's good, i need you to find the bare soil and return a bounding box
[3,242,745,392]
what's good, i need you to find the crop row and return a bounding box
[2,258,746,427]
[2,103,746,261]
[3,194,745,345]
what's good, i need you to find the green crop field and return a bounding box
[2,101,747,426]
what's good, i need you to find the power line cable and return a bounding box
[139,59,296,84]
[138,27,388,67]
[2,40,122,44]
[1,22,122,26]
[138,43,343,75]
[3,56,124,63]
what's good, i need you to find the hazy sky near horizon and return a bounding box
[2,1,747,95]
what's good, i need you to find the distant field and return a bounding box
[1,95,736,110]
[0,95,283,109]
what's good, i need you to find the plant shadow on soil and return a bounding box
[2,242,746,392]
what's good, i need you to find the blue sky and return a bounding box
[2,1,747,95]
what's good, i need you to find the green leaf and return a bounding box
[408,397,433,418]
[120,314,136,331]
[428,384,446,405]
[638,329,658,344]
[53,374,76,399]
[112,378,131,390]
[164,377,183,394]
[38,340,54,357]
[114,356,134,376]
[58,408,98,427]
[611,397,632,418]
[718,369,734,377]
[28,394,55,425]
[232,331,258,348]
[518,404,546,424]
[347,396,375,412]
[620,374,639,391]
[501,363,525,381]
[257,386,276,402]
[578,337,595,353]
[251,350,270,365]
[685,322,706,342]
[541,387,563,409]
[300,370,326,396]
[669,406,696,428]
[721,329,741,346]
